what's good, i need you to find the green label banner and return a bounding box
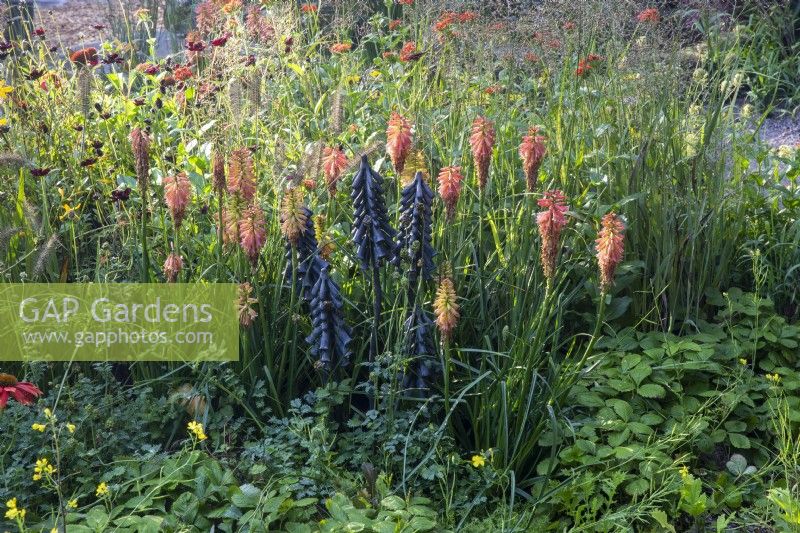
[0,284,239,361]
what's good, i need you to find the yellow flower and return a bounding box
[51,528,58,533]
[0,80,13,100]
[33,457,56,481]
[187,420,207,441]
[0,118,8,127]
[44,408,54,420]
[5,497,25,520]
[60,203,81,221]
[66,423,76,433]
[471,455,485,468]
[679,465,690,478]
[766,373,782,384]
[67,498,78,509]
[31,423,46,432]
[95,482,109,497]
[369,70,381,78]
[739,358,747,366]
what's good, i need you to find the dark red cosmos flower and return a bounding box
[31,167,51,177]
[111,186,131,202]
[0,373,42,409]
[133,97,145,106]
[80,157,98,167]
[26,68,44,81]
[186,37,206,52]
[243,54,255,66]
[284,35,294,53]
[211,33,230,47]
[102,52,123,65]
[0,41,12,59]
[34,27,45,37]
[93,24,106,30]
[70,47,98,66]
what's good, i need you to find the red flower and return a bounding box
[437,166,463,220]
[330,42,352,54]
[484,85,502,95]
[536,190,568,282]
[469,116,495,190]
[637,8,660,23]
[322,146,348,193]
[389,19,402,30]
[186,35,206,52]
[519,128,547,191]
[239,203,267,265]
[458,11,478,23]
[34,27,45,37]
[563,21,576,30]
[164,171,192,227]
[174,66,193,81]
[211,33,230,47]
[70,47,98,66]
[596,212,626,292]
[524,52,540,63]
[382,51,397,60]
[300,3,318,13]
[397,0,413,4]
[399,41,421,62]
[137,62,160,75]
[0,373,42,409]
[386,111,413,173]
[434,12,456,32]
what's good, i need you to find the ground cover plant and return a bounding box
[1,0,800,531]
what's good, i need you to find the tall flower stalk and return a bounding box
[351,156,396,365]
[393,170,436,300]
[306,264,352,378]
[536,190,568,291]
[129,127,151,281]
[519,127,547,192]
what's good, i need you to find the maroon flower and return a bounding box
[31,167,51,177]
[211,33,230,47]
[34,27,45,37]
[0,373,42,409]
[70,47,98,66]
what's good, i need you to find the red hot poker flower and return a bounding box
[164,171,192,227]
[469,116,495,190]
[437,166,464,220]
[595,212,626,292]
[386,111,413,174]
[163,253,183,282]
[536,190,568,282]
[519,128,547,191]
[322,146,348,194]
[239,203,267,265]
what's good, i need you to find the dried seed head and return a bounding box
[163,252,183,282]
[237,282,258,327]
[129,128,150,197]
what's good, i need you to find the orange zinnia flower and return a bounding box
[399,41,421,62]
[437,166,463,220]
[70,47,98,66]
[519,127,547,191]
[595,212,626,292]
[469,116,495,190]
[386,111,413,174]
[174,66,193,81]
[300,3,318,13]
[322,146,348,194]
[330,42,352,54]
[389,19,402,30]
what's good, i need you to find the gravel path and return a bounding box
[759,113,800,149]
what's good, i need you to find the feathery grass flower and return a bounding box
[595,212,626,292]
[163,172,192,227]
[0,373,42,409]
[469,116,495,191]
[433,277,459,340]
[519,127,547,191]
[386,111,413,174]
[437,166,463,220]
